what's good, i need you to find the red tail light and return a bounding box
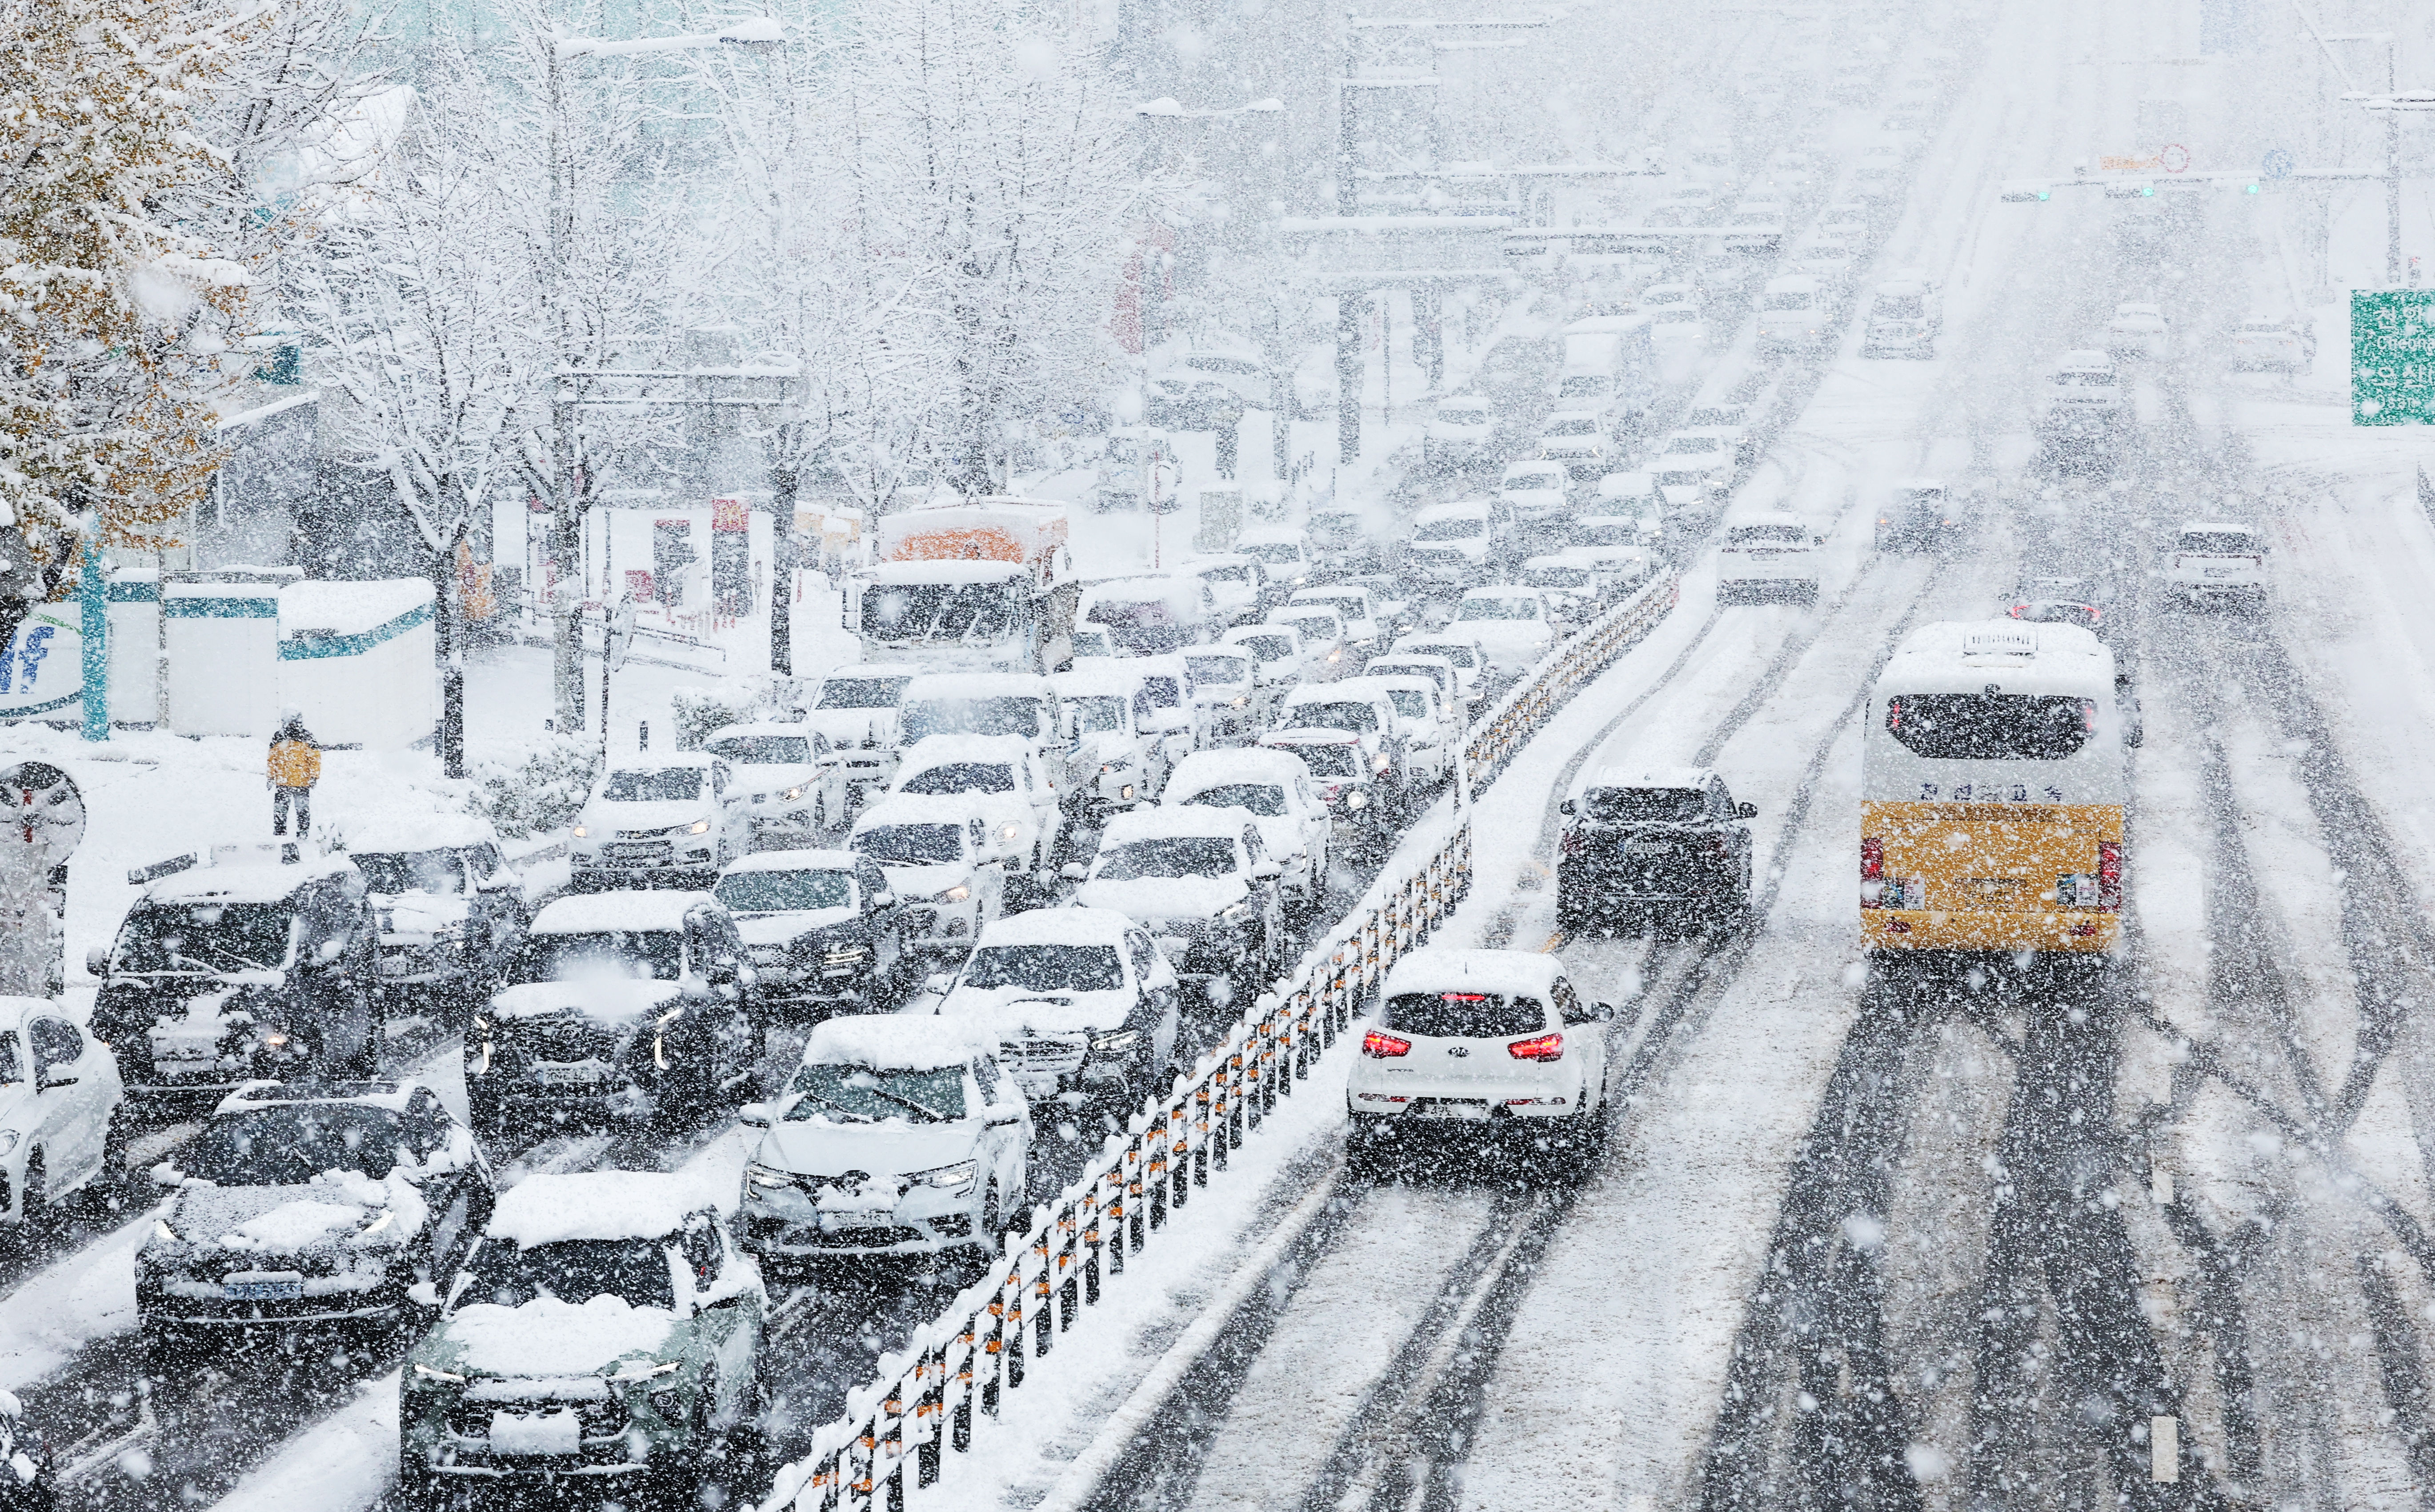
[1861,835,1884,908]
[1506,1032,1565,1061]
[1362,1030,1411,1058]
[2009,603,2027,618]
[2097,840,2122,911]
[1560,828,1584,858]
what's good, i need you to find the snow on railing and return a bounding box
[751,565,1682,1512]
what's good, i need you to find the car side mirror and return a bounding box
[150,1162,183,1188]
[925,972,953,996]
[985,1106,1025,1128]
[1252,860,1282,881]
[86,944,109,978]
[870,890,895,908]
[1061,862,1088,881]
[738,1102,773,1129]
[1595,1001,1616,1022]
[1736,802,1757,819]
[407,1280,442,1310]
[318,938,345,962]
[1814,536,1826,547]
[1559,799,1576,816]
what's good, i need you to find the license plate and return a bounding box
[1965,877,2024,898]
[224,1277,303,1302]
[824,1210,895,1230]
[489,1409,581,1458]
[2203,568,2234,578]
[606,844,666,861]
[1622,840,1670,855]
[532,1062,605,1087]
[1418,1100,1490,1122]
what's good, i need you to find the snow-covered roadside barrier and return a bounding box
[752,572,1684,1512]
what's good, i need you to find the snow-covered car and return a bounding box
[1783,234,1859,294]
[1651,430,1734,511]
[699,722,847,841]
[1755,275,1830,352]
[1681,403,1754,464]
[1366,653,1464,724]
[2231,313,2315,372]
[1236,526,1316,603]
[1056,662,1172,811]
[1115,653,1208,762]
[801,667,915,804]
[1078,574,1221,656]
[1162,747,1335,908]
[137,1078,490,1364]
[847,794,1014,955]
[1,995,125,1239]
[0,1389,53,1509]
[736,1016,1029,1265]
[1405,498,1511,586]
[1850,147,1904,201]
[1425,394,1498,468]
[1718,512,1822,605]
[1392,634,1490,708]
[1863,277,1942,358]
[398,1171,765,1506]
[1498,460,1574,525]
[91,849,380,1112]
[467,892,760,1138]
[1334,574,1415,640]
[1557,544,1653,602]
[889,734,1065,878]
[930,907,1185,1107]
[1352,672,1458,787]
[1259,728,1394,854]
[1520,554,1602,622]
[2045,349,2124,415]
[569,755,754,891]
[1220,624,1306,689]
[1577,472,1667,550]
[1306,505,1369,560]
[2104,301,2169,360]
[1450,586,1558,678]
[1557,768,1757,934]
[1181,645,1270,747]
[713,851,907,1016]
[1290,585,1388,653]
[1639,281,1697,312]
[1345,948,1614,1176]
[2007,575,2117,639]
[1535,411,1614,479]
[1268,604,1351,681]
[1179,554,1265,627]
[1073,807,1286,1003]
[896,672,1075,801]
[344,816,530,1016]
[1817,203,1872,245]
[2165,520,2267,607]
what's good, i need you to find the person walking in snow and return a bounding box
[267,709,322,838]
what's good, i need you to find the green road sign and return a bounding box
[2354,290,2435,425]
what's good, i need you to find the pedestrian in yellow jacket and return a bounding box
[268,708,322,838]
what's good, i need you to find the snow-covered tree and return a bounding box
[0,0,263,653]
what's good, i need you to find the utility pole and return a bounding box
[545,34,585,736]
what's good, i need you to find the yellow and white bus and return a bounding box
[1860,621,2127,955]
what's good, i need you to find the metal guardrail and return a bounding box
[752,566,1682,1512]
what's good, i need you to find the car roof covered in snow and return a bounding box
[1383,948,1567,999]
[1165,748,1313,795]
[1261,726,1363,749]
[973,905,1134,949]
[215,1078,426,1116]
[1237,525,1308,548]
[1581,764,1710,795]
[1522,553,1598,571]
[1594,472,1656,496]
[339,812,499,855]
[488,1171,709,1248]
[2055,348,2112,371]
[801,1015,976,1071]
[146,850,359,904]
[530,891,715,935]
[817,665,916,687]
[1283,682,1389,708]
[896,733,1034,771]
[901,672,1056,701]
[1725,509,1806,529]
[701,720,825,743]
[1416,498,1495,523]
[1101,805,1258,846]
[1054,662,1148,697]
[1181,553,1258,574]
[854,790,1022,834]
[1460,584,1546,602]
[721,848,861,876]
[2177,520,2257,536]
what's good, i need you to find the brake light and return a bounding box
[1861,835,1884,907]
[2097,840,2122,910]
[1560,828,1584,858]
[2009,604,2027,618]
[1361,1030,1411,1058]
[1506,1032,1565,1061]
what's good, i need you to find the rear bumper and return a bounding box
[1861,908,2120,953]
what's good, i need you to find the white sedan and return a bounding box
[1,996,125,1236]
[1163,747,1335,907]
[1449,586,1558,678]
[2104,302,2170,360]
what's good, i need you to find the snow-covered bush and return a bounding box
[463,735,600,838]
[671,674,813,748]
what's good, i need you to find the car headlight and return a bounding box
[355,1210,396,1241]
[413,1364,467,1384]
[1089,1029,1141,1054]
[911,1160,978,1193]
[781,785,804,802]
[998,823,1021,843]
[1346,790,1368,810]
[935,884,970,904]
[745,1162,800,1190]
[572,825,588,839]
[152,1217,178,1242]
[687,819,711,835]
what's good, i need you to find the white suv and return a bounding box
[1718,512,1821,605]
[570,755,753,888]
[2164,520,2267,608]
[1346,949,1613,1176]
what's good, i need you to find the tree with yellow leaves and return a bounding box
[0,0,261,654]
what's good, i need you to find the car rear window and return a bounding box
[1583,788,1705,823]
[2176,532,2255,553]
[1382,991,1545,1038]
[1884,694,2096,760]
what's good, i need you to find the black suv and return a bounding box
[1556,768,1755,936]
[91,849,383,1112]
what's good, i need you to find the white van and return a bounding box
[1717,512,1821,605]
[2164,521,2266,608]
[1755,276,1830,352]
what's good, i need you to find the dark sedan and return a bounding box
[713,850,908,1016]
[1557,768,1755,936]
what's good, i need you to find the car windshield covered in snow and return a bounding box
[1883,694,2096,761]
[1876,293,1927,318]
[180,1104,412,1185]
[115,901,292,974]
[515,929,684,983]
[1285,744,1359,778]
[1382,688,1431,718]
[1524,565,1594,590]
[1415,516,1486,542]
[1289,700,1380,733]
[1180,783,1286,817]
[1456,597,1542,622]
[961,943,1125,992]
[1727,524,1808,545]
[705,733,814,764]
[1382,991,1541,1038]
[1583,787,1705,823]
[457,1236,675,1312]
[1094,837,1237,880]
[1065,695,1130,734]
[816,676,910,710]
[352,849,467,896]
[2177,529,2256,553]
[853,824,966,865]
[1184,655,1252,690]
[899,762,1015,796]
[785,1063,965,1124]
[901,696,1045,743]
[713,868,854,914]
[1231,634,1296,664]
[601,768,702,803]
[860,581,1015,643]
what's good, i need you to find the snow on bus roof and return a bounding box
[1384,948,1565,998]
[1882,621,2112,692]
[802,1015,975,1071]
[489,1171,707,1247]
[530,891,712,935]
[865,560,1028,585]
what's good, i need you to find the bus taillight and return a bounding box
[1860,836,1884,905]
[2097,840,2122,910]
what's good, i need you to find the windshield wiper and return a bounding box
[857,1083,951,1123]
[186,941,281,974]
[786,1089,877,1123]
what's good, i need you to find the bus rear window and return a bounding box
[1884,695,2095,761]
